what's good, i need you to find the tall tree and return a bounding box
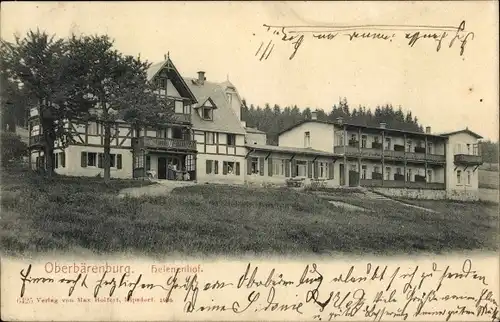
[69,34,173,182]
[3,30,85,177]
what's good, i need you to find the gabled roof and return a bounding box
[195,97,218,109]
[184,77,246,135]
[146,58,197,104]
[439,128,483,139]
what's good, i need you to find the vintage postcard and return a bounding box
[0,1,498,321]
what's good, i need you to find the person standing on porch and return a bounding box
[167,162,174,180]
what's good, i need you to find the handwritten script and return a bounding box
[7,258,499,321]
[254,21,474,61]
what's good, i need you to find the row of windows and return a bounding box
[334,133,438,153]
[249,157,331,179]
[454,143,479,155]
[81,152,123,169]
[205,132,236,146]
[35,153,66,169]
[206,160,241,175]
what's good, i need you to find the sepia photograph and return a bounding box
[0,1,498,321]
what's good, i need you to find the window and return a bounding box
[407,169,412,182]
[374,166,380,173]
[251,157,259,174]
[318,162,328,178]
[223,161,239,175]
[227,134,236,146]
[53,153,59,169]
[350,164,357,171]
[336,132,344,146]
[205,132,216,144]
[87,152,97,167]
[203,108,212,120]
[174,101,184,114]
[427,142,433,154]
[304,131,311,148]
[467,171,471,185]
[88,122,98,135]
[473,144,479,155]
[183,104,191,115]
[172,127,183,139]
[396,167,402,175]
[466,144,471,155]
[407,140,412,152]
[206,160,219,174]
[273,159,285,176]
[350,134,357,141]
[361,165,367,179]
[185,155,195,172]
[385,138,391,150]
[110,154,116,168]
[296,161,307,177]
[455,144,461,154]
[457,170,462,184]
[385,167,391,180]
[226,93,232,104]
[361,135,367,148]
[427,170,432,183]
[374,136,380,144]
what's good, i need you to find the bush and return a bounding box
[0,131,28,166]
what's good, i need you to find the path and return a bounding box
[364,190,437,213]
[118,180,196,198]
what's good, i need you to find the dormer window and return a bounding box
[203,107,212,120]
[197,97,217,121]
[226,93,232,104]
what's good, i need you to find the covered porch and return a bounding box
[133,150,196,181]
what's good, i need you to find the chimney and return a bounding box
[379,122,386,129]
[425,126,431,134]
[311,110,318,120]
[336,117,343,125]
[197,71,205,85]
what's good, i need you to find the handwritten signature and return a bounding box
[255,21,474,61]
[17,259,499,321]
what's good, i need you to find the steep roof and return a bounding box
[183,77,246,134]
[146,59,197,104]
[439,128,483,139]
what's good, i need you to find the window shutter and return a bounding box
[268,157,273,176]
[117,154,122,169]
[61,152,66,168]
[328,162,334,179]
[291,159,297,177]
[247,158,252,175]
[236,162,240,175]
[146,156,151,170]
[81,152,87,168]
[52,153,56,169]
[98,153,103,168]
[314,161,319,179]
[223,161,228,175]
[259,157,265,176]
[206,160,211,174]
[307,161,313,178]
[285,160,290,177]
[214,160,219,174]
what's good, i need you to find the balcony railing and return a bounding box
[454,154,483,166]
[334,146,445,163]
[170,113,191,124]
[29,134,44,147]
[359,179,445,190]
[138,137,196,151]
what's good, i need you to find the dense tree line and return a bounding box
[241,97,424,145]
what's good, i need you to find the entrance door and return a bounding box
[158,157,167,179]
[339,163,345,186]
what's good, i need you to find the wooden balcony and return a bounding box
[137,137,196,152]
[334,146,445,163]
[454,154,483,166]
[170,113,191,124]
[359,179,445,190]
[29,134,44,148]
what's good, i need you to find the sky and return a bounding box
[2,1,498,140]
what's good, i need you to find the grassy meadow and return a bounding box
[0,168,498,256]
